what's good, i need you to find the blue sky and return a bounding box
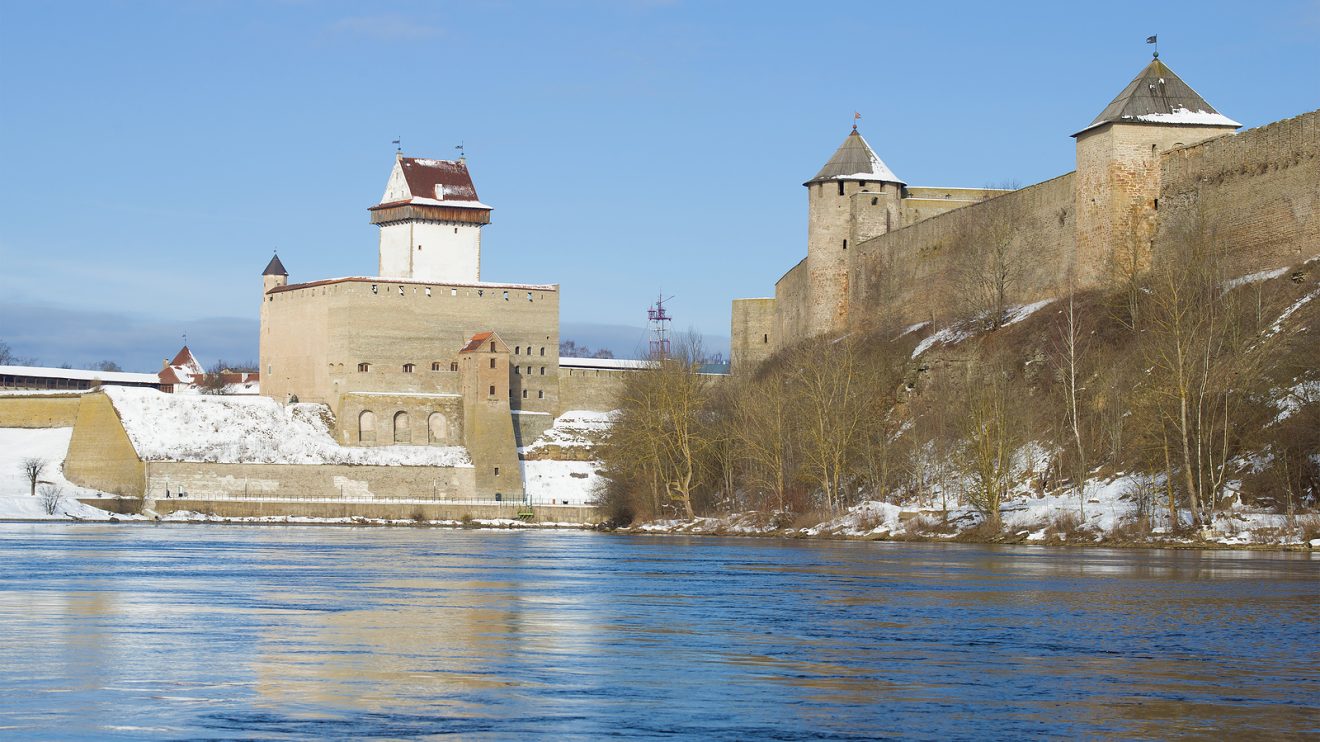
[1,0,1317,369]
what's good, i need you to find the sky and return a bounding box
[1,0,1317,370]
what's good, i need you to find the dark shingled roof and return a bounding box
[806,129,903,185]
[262,254,288,276]
[1075,57,1240,136]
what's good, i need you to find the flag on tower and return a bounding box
[1146,35,1157,44]
[854,112,862,120]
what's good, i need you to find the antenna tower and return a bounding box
[647,293,673,359]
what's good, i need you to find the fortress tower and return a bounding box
[804,128,904,335]
[369,154,493,282]
[1073,56,1240,283]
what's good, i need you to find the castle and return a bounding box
[259,154,627,500]
[731,56,1318,372]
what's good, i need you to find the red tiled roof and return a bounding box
[459,331,495,353]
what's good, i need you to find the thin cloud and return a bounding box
[327,15,444,41]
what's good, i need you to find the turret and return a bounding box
[262,253,288,295]
[369,155,493,282]
[803,128,904,335]
[457,332,523,499]
[1073,55,1240,282]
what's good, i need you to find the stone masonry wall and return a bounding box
[0,394,82,428]
[63,392,145,497]
[1158,109,1320,274]
[144,461,476,502]
[730,298,777,373]
[557,368,629,413]
[850,172,1077,328]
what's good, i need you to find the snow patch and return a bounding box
[103,387,471,467]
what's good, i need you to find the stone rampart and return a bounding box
[1158,109,1320,273]
[851,172,1077,327]
[63,392,145,497]
[557,368,628,413]
[143,461,476,502]
[0,394,82,428]
[730,298,777,373]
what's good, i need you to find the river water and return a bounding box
[0,524,1314,739]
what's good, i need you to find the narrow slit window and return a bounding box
[489,358,496,369]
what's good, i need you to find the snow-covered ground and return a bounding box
[521,459,603,505]
[0,428,132,520]
[517,410,612,505]
[105,386,470,467]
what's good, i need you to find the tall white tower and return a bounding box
[369,154,493,282]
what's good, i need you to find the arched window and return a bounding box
[357,362,370,373]
[393,411,410,443]
[428,412,447,444]
[358,410,376,443]
[539,347,546,356]
[431,361,441,371]
[515,346,521,355]
[450,361,458,372]
[402,363,415,373]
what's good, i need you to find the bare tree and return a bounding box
[788,339,869,514]
[732,373,796,513]
[20,457,46,498]
[1050,284,1089,518]
[39,484,64,516]
[958,366,1016,530]
[953,207,1025,330]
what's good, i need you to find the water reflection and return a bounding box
[0,524,1314,739]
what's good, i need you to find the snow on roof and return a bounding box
[0,365,160,385]
[270,276,558,294]
[559,357,651,370]
[375,156,487,209]
[1075,58,1240,136]
[807,129,903,185]
[103,386,471,467]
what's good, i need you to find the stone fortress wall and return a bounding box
[732,66,1320,364]
[1157,110,1319,276]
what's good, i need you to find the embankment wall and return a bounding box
[0,394,82,428]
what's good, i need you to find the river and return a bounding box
[0,523,1314,739]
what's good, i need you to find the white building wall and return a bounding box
[378,221,482,282]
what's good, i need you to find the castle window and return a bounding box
[357,362,370,373]
[432,362,442,371]
[489,385,495,396]
[428,412,447,443]
[838,181,845,196]
[451,288,457,296]
[526,366,532,375]
[514,366,520,374]
[522,389,528,399]
[393,411,410,443]
[1154,198,1159,210]
[478,289,484,297]
[515,346,520,355]
[398,285,404,296]
[842,239,847,250]
[425,287,431,297]
[538,390,544,399]
[503,291,509,300]
[871,197,878,206]
[454,227,458,234]
[490,342,496,352]
[540,367,545,375]
[494,467,500,476]
[450,362,458,372]
[540,347,545,356]
[371,284,378,294]
[527,292,533,301]
[763,334,768,344]
[489,358,496,369]
[858,181,867,188]
[402,363,415,373]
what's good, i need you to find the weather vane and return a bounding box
[1147,34,1158,58]
[455,141,465,159]
[392,136,402,153]
[853,111,862,131]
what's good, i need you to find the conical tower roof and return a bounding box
[1074,57,1240,137]
[806,129,903,185]
[262,254,288,276]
